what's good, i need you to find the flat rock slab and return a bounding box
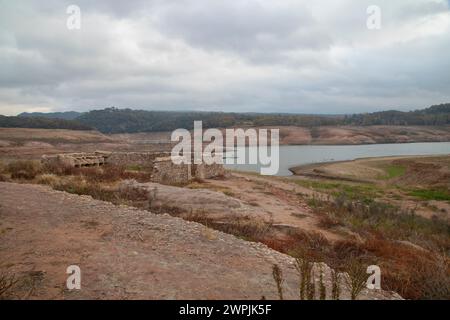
[119,180,267,221]
[0,182,400,300]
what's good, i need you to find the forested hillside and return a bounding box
[19,111,82,120]
[343,103,450,126]
[4,103,450,133]
[74,104,449,133]
[75,108,256,133]
[0,115,92,131]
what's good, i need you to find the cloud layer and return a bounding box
[1,0,449,115]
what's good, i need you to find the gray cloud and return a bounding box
[0,0,449,115]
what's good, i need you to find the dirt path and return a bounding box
[203,174,344,242]
[0,182,399,300]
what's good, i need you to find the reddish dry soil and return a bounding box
[0,182,399,300]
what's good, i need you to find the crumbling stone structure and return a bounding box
[42,151,225,184]
[42,151,110,168]
[107,152,169,167]
[151,156,192,184]
[150,157,226,184]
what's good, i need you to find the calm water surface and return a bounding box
[224,142,450,176]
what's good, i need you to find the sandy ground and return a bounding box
[202,174,344,242]
[0,128,171,162]
[111,125,450,145]
[0,182,400,300]
[0,128,115,143]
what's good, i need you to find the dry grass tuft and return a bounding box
[294,257,315,300]
[6,160,42,180]
[35,173,60,187]
[0,273,18,299]
[345,259,367,300]
[272,264,284,300]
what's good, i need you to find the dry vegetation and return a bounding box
[1,157,449,299]
[310,193,449,299]
[0,273,18,300]
[288,156,450,299]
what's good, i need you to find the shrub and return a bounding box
[318,212,342,229]
[331,269,341,300]
[345,259,368,300]
[319,266,326,300]
[0,273,18,299]
[7,160,42,180]
[42,161,77,176]
[35,174,60,187]
[52,176,118,203]
[315,192,449,251]
[272,264,284,300]
[295,258,314,300]
[364,237,450,299]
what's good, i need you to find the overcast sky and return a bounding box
[1,0,449,115]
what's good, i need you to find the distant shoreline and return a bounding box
[111,125,450,146]
[1,125,450,147]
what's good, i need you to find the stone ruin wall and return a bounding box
[192,162,226,180]
[150,157,192,185]
[42,152,109,168]
[42,151,225,184]
[106,152,169,168]
[149,157,226,185]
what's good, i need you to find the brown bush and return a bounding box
[318,213,342,229]
[332,240,373,266]
[52,176,118,203]
[42,161,77,176]
[7,160,42,180]
[86,165,134,182]
[364,237,450,300]
[0,273,18,299]
[35,174,60,187]
[44,164,153,183]
[345,258,368,300]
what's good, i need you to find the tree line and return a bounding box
[0,115,92,131]
[2,103,449,133]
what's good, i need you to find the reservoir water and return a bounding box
[224,142,450,176]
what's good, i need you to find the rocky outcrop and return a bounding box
[118,179,264,221]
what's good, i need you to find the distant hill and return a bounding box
[19,111,83,120]
[343,103,450,126]
[421,103,450,114]
[74,107,345,133]
[74,105,449,133]
[4,103,450,133]
[0,115,93,131]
